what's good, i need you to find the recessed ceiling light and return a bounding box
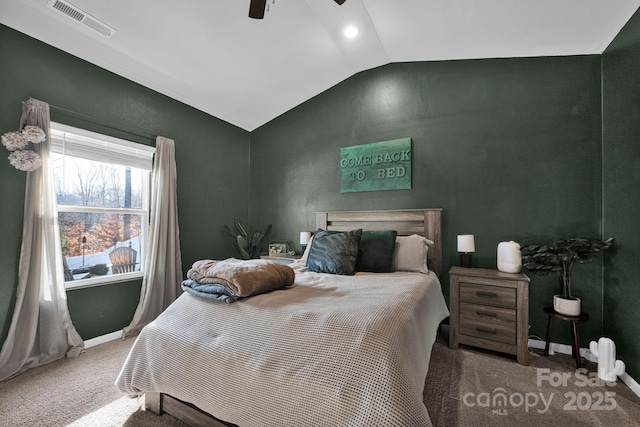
[344,25,359,39]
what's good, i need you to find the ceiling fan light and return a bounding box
[344,25,359,39]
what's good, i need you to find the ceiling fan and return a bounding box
[249,0,347,19]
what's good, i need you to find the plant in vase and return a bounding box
[520,237,614,316]
[223,217,272,260]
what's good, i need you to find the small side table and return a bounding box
[449,267,530,365]
[543,307,589,368]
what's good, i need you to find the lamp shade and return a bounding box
[457,234,475,253]
[300,231,312,245]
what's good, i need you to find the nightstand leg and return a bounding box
[544,315,553,356]
[571,321,581,369]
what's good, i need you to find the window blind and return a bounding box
[50,122,155,170]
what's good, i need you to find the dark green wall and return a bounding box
[0,24,250,342]
[602,8,640,380]
[250,57,604,355]
[2,12,639,382]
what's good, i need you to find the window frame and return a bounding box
[50,122,154,290]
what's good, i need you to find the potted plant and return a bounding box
[223,217,272,259]
[520,237,614,316]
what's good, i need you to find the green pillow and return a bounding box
[306,229,363,275]
[355,230,398,273]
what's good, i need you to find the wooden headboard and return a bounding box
[315,208,442,278]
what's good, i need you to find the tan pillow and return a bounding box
[393,234,434,273]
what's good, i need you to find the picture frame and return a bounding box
[268,241,289,256]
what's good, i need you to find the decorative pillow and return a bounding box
[306,229,363,275]
[355,230,398,273]
[300,234,315,264]
[393,234,434,273]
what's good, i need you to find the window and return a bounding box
[50,122,155,289]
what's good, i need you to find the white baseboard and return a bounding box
[620,372,640,397]
[84,330,122,349]
[528,338,639,398]
[527,338,597,362]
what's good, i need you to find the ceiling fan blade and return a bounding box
[249,0,266,19]
[249,0,344,19]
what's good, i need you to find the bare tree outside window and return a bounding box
[49,123,153,287]
[53,152,147,282]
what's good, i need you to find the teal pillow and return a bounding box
[355,230,398,273]
[307,229,363,275]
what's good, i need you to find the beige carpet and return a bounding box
[0,333,638,426]
[0,338,185,427]
[425,334,640,426]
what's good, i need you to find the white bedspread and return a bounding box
[115,262,449,427]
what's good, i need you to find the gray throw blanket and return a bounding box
[181,279,238,304]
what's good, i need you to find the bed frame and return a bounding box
[316,208,442,278]
[145,208,443,426]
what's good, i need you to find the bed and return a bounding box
[115,208,449,426]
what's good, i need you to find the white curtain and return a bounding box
[123,136,182,338]
[0,99,84,381]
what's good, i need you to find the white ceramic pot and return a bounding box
[553,295,581,316]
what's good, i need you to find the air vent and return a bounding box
[47,0,116,39]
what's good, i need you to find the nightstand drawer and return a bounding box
[460,302,516,326]
[460,319,516,345]
[460,282,516,308]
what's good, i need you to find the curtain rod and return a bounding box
[46,102,156,141]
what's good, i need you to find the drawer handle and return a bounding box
[476,291,498,298]
[476,310,498,318]
[476,326,498,335]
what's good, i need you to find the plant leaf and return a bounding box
[223,225,237,240]
[235,217,249,238]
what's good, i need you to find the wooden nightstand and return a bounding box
[259,254,302,264]
[449,266,530,365]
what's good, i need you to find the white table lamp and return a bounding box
[300,231,312,254]
[457,234,475,268]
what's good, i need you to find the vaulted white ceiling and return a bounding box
[1,0,639,131]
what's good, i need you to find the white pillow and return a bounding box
[393,234,434,273]
[300,234,315,264]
